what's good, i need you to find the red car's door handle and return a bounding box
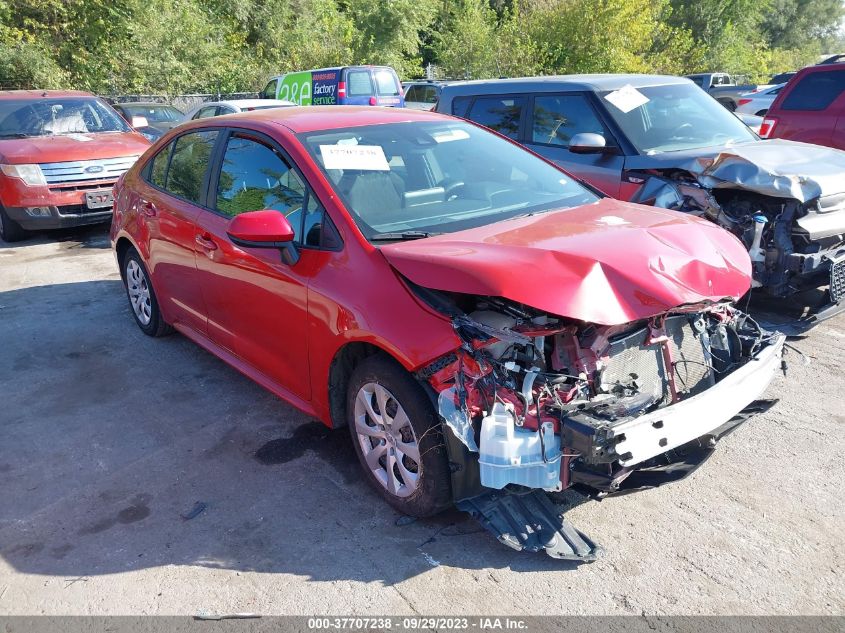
[141,201,157,217]
[195,234,218,251]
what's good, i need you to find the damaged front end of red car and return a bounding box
[383,203,785,561]
[411,291,783,560]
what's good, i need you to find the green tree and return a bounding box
[434,0,539,79]
[760,0,844,51]
[526,0,696,75]
[345,0,439,77]
[1,0,841,94]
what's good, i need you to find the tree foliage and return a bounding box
[433,0,539,79]
[527,0,697,75]
[0,0,842,93]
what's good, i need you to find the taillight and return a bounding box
[338,81,346,98]
[759,117,778,138]
[369,96,377,106]
[737,98,752,106]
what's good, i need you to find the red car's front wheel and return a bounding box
[347,355,452,517]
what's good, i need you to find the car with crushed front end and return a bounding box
[436,75,845,330]
[0,90,150,242]
[111,106,784,560]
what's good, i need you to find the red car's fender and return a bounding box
[294,235,462,428]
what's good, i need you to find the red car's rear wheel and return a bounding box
[121,248,173,338]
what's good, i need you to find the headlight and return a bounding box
[0,163,46,186]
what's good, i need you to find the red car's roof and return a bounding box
[205,105,448,134]
[0,90,95,100]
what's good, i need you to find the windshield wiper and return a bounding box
[0,133,35,139]
[370,230,441,241]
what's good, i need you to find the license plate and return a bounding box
[85,190,114,210]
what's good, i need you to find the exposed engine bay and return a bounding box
[634,172,845,307]
[414,287,784,504]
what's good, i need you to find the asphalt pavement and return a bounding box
[0,226,842,615]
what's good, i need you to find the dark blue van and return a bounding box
[260,66,405,107]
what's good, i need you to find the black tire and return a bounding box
[755,109,768,116]
[719,99,737,112]
[121,248,173,337]
[0,206,28,243]
[346,354,452,517]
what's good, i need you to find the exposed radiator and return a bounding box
[600,316,714,404]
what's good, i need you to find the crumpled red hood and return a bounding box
[381,199,752,325]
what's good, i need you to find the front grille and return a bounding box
[39,156,136,185]
[831,259,845,303]
[600,316,714,404]
[48,179,118,192]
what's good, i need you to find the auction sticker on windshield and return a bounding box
[604,84,650,113]
[320,145,390,171]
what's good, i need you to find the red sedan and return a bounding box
[111,107,784,559]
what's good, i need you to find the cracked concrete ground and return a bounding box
[0,225,843,616]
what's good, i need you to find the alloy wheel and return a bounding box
[353,382,421,498]
[125,259,152,325]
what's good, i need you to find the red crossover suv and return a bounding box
[111,107,784,560]
[761,63,845,149]
[0,90,150,242]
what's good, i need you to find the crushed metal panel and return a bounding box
[381,199,752,326]
[690,139,845,202]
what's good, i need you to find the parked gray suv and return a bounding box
[436,75,845,330]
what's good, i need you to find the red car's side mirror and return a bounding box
[226,210,295,247]
[227,210,299,265]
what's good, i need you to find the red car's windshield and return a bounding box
[0,97,131,139]
[299,120,598,240]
